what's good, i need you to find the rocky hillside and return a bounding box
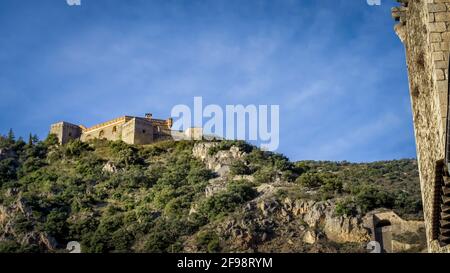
[0,133,426,253]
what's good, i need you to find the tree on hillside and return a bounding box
[7,128,15,142]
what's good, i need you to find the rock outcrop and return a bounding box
[0,196,60,251]
[102,161,118,173]
[278,198,371,243]
[193,142,249,197]
[193,143,246,176]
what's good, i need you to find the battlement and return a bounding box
[50,121,80,129]
[82,116,133,133]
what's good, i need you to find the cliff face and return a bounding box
[192,143,370,244]
[392,0,450,252]
[185,143,425,253]
[183,198,374,253]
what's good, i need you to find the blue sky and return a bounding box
[0,0,414,162]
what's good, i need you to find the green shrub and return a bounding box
[196,231,220,253]
[393,190,422,216]
[0,240,22,253]
[335,185,397,216]
[187,163,215,184]
[230,160,253,176]
[142,218,196,253]
[109,141,141,167]
[354,185,395,213]
[44,210,69,239]
[43,134,59,147]
[245,149,301,182]
[296,172,322,188]
[335,198,358,216]
[208,141,254,155]
[253,166,278,184]
[0,158,19,184]
[64,140,91,157]
[163,194,195,217]
[199,181,257,220]
[75,155,104,180]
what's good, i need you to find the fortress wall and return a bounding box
[120,119,136,144]
[120,118,153,145]
[80,119,125,142]
[83,116,132,132]
[49,123,64,143]
[393,0,450,252]
[151,118,172,127]
[150,118,173,140]
[50,115,174,145]
[133,118,154,145]
[50,122,82,144]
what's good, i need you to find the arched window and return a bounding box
[112,126,117,133]
[99,130,105,138]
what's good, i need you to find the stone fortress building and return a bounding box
[392,0,450,252]
[50,113,203,145]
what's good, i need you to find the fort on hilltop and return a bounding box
[50,113,203,145]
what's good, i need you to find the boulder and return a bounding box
[323,214,371,243]
[303,230,317,244]
[258,199,280,217]
[102,161,118,173]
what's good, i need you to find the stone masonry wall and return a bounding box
[80,118,127,142]
[50,122,82,145]
[132,118,154,145]
[392,0,450,252]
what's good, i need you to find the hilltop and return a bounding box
[0,133,425,252]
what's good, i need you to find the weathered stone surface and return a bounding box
[303,230,316,244]
[102,161,118,173]
[258,199,280,217]
[281,199,371,243]
[392,0,450,253]
[392,240,422,253]
[193,143,246,175]
[205,177,229,197]
[192,143,254,197]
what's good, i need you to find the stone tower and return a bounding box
[392,0,450,252]
[50,122,83,144]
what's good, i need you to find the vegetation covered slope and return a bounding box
[0,132,423,253]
